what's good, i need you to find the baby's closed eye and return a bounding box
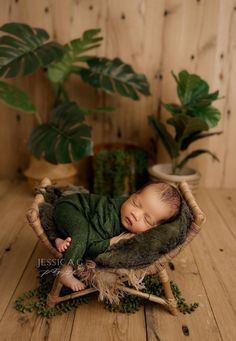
[144,214,155,226]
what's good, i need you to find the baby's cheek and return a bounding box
[133,223,146,233]
[123,202,131,215]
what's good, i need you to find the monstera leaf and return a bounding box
[0,81,36,112]
[0,22,64,78]
[29,102,92,164]
[47,28,103,84]
[78,57,150,100]
[47,29,150,101]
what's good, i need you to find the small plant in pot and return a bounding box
[0,23,150,188]
[92,143,149,197]
[148,70,223,194]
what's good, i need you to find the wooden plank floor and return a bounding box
[0,179,236,341]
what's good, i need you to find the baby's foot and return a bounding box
[60,274,85,291]
[55,237,71,252]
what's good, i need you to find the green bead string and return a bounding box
[104,274,198,314]
[15,268,198,318]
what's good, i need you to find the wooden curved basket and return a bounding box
[26,177,206,315]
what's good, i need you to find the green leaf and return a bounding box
[0,81,36,112]
[176,149,220,169]
[167,114,209,145]
[181,131,223,150]
[47,28,103,84]
[79,57,150,100]
[188,106,221,128]
[172,70,220,111]
[148,115,179,159]
[162,102,182,116]
[0,22,64,77]
[172,70,209,106]
[29,101,92,164]
[189,90,219,108]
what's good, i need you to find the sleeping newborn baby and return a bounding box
[52,181,182,292]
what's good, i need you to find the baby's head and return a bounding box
[120,181,182,234]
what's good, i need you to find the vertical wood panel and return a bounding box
[215,0,236,187]
[190,0,220,186]
[103,0,165,147]
[0,0,235,187]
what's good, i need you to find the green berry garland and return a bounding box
[104,274,198,314]
[15,267,198,318]
[15,271,92,318]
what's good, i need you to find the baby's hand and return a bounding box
[55,237,71,252]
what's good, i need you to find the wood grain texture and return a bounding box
[0,0,235,187]
[145,247,222,341]
[0,181,236,339]
[71,297,147,341]
[191,188,236,341]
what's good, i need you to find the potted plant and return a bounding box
[0,23,150,188]
[148,70,223,194]
[92,143,149,197]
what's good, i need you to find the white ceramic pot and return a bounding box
[23,155,78,191]
[148,163,201,195]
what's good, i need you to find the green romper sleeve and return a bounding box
[86,239,110,259]
[53,202,89,268]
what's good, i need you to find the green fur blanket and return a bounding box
[37,184,193,269]
[95,200,192,268]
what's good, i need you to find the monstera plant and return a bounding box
[148,70,222,193]
[0,22,150,185]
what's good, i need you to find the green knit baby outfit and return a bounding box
[53,193,127,267]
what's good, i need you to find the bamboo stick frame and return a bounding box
[26,177,206,316]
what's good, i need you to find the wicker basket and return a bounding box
[24,156,78,191]
[148,163,201,195]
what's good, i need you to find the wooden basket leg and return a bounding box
[158,268,178,315]
[46,275,63,308]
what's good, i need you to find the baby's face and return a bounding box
[120,185,173,234]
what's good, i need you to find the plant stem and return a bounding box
[34,111,43,125]
[54,84,70,107]
[61,86,70,101]
[172,157,179,175]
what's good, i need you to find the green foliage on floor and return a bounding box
[15,265,198,318]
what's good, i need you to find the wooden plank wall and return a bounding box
[0,0,235,188]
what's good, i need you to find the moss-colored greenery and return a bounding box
[104,273,198,314]
[93,148,149,197]
[15,270,92,318]
[15,265,198,318]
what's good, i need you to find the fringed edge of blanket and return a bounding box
[74,222,202,305]
[75,260,148,305]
